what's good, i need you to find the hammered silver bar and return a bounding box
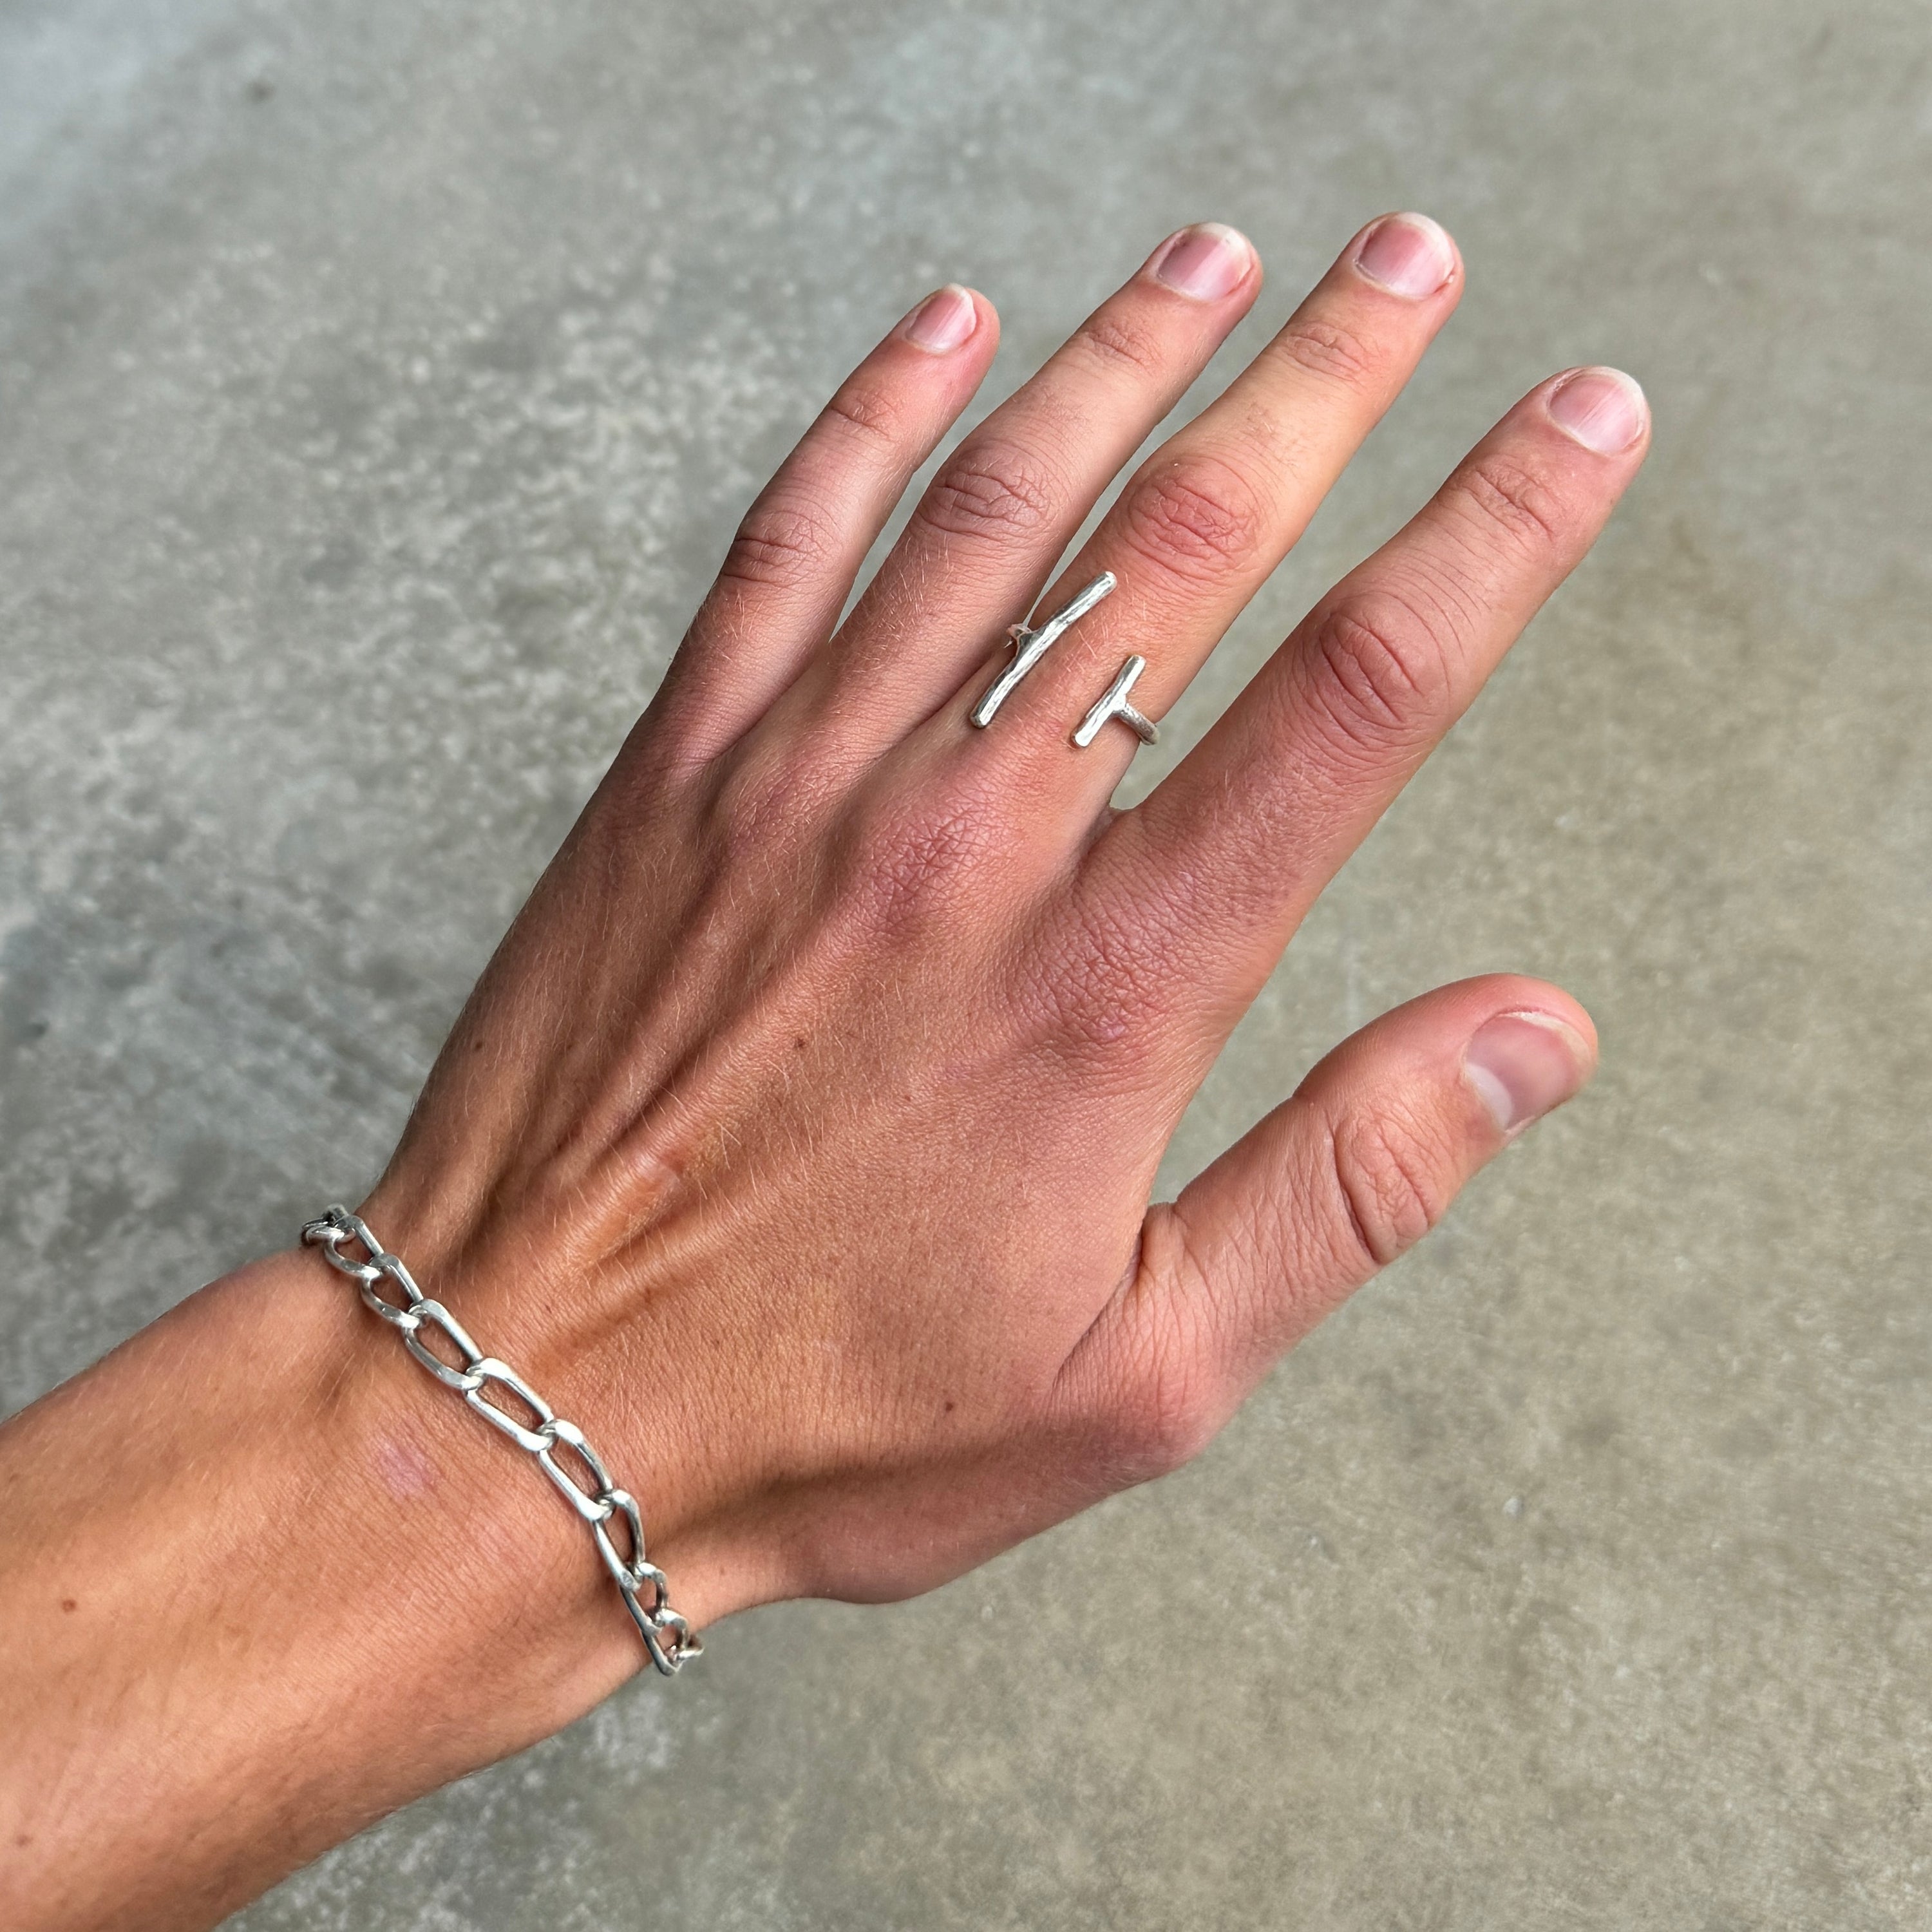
[1072,654,1160,748]
[969,571,1117,728]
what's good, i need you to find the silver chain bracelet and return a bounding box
[300,1204,701,1675]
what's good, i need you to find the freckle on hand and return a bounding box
[60,1597,77,1613]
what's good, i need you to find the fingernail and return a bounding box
[1148,223,1255,302]
[899,285,979,354]
[1352,213,1457,298]
[1546,367,1648,453]
[1463,1011,1593,1135]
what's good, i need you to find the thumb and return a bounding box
[1057,976,1596,1476]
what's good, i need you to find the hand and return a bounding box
[366,213,1643,1639]
[0,214,1647,1931]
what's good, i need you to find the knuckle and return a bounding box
[591,724,695,838]
[1113,1365,1218,1482]
[1070,308,1171,384]
[1269,314,1382,392]
[702,747,841,866]
[840,779,1005,934]
[1119,452,1267,586]
[916,439,1062,549]
[1325,1106,1448,1273]
[1014,895,1179,1068]
[1301,591,1455,764]
[821,379,905,450]
[1448,452,1567,554]
[715,498,843,596]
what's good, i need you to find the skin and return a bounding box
[0,214,1648,1931]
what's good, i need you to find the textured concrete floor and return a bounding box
[4,0,1931,1925]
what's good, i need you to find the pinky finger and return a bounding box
[656,284,1000,762]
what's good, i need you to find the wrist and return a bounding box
[352,1168,780,1632]
[285,1241,650,1729]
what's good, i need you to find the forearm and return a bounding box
[0,1249,632,1932]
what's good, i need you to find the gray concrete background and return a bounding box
[3,0,1929,1924]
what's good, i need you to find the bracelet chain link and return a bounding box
[300,1204,700,1676]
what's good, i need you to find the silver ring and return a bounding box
[969,572,1116,728]
[1072,655,1159,748]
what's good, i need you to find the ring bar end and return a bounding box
[1072,654,1158,748]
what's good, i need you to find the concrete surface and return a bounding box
[3,0,1930,1924]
